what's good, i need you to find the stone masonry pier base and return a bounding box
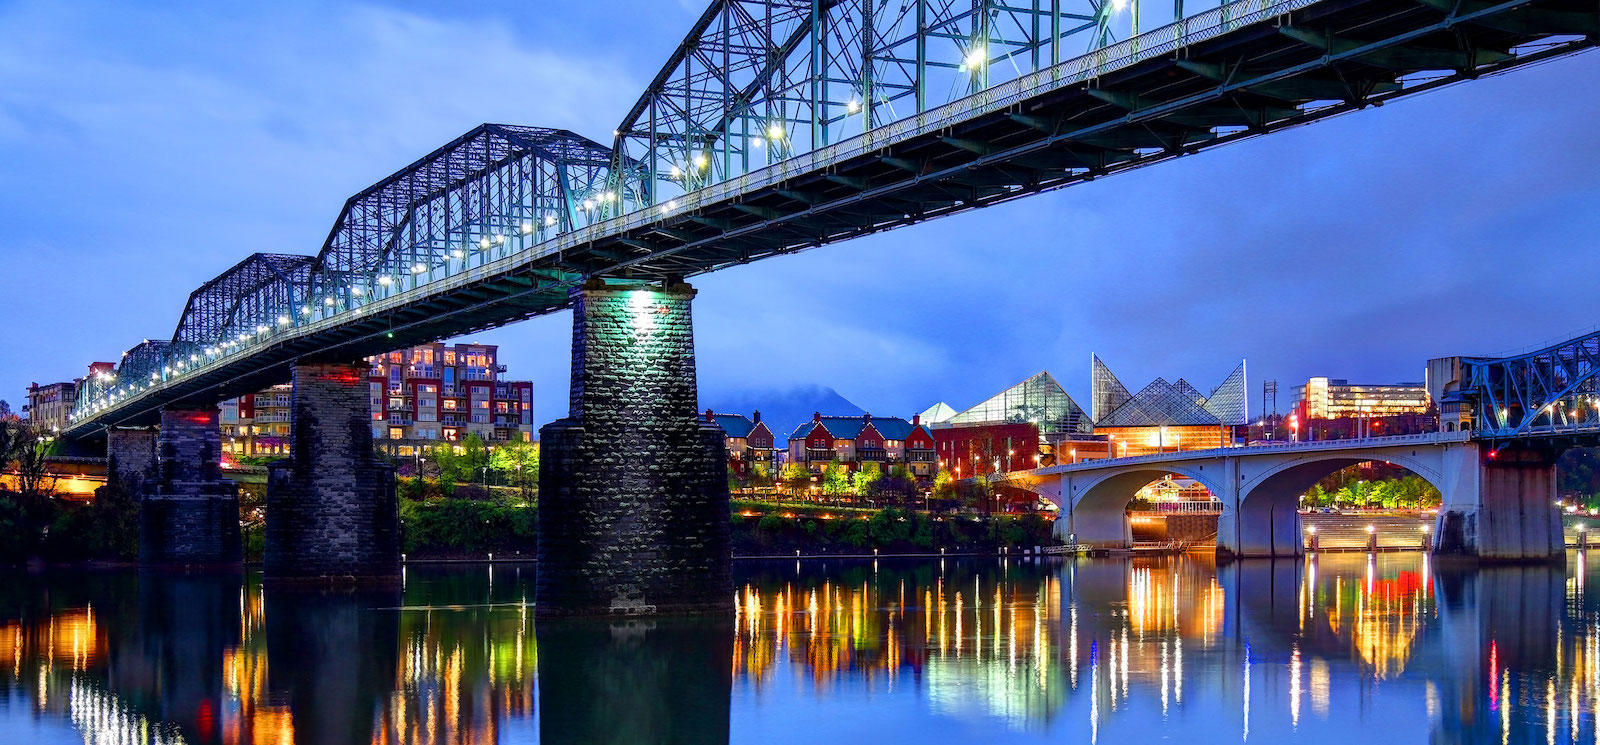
[140,409,241,566]
[538,280,732,617]
[265,362,399,584]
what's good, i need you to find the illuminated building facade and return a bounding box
[23,362,114,433]
[707,410,779,476]
[929,371,1093,478]
[24,381,77,434]
[1091,356,1247,457]
[787,413,938,478]
[1293,377,1430,419]
[221,342,533,457]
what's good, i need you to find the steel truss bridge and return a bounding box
[1454,327,1600,442]
[63,0,1599,438]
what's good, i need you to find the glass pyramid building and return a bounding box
[1092,356,1248,427]
[944,371,1093,435]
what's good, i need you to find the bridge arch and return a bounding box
[1061,464,1224,548]
[1226,448,1447,557]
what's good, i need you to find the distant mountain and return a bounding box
[701,385,865,438]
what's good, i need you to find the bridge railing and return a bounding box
[1002,430,1473,479]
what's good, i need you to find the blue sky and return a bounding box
[2,0,1599,427]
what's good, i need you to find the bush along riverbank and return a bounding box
[240,497,1060,563]
[729,501,1057,556]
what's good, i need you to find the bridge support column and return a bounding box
[265,362,400,583]
[140,409,241,566]
[1433,443,1563,562]
[1062,506,1131,549]
[1217,504,1303,559]
[537,279,732,617]
[105,427,157,494]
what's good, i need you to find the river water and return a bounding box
[0,553,1592,744]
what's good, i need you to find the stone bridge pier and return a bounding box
[140,408,242,565]
[537,279,732,618]
[264,362,400,583]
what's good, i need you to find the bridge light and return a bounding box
[451,249,464,259]
[493,234,504,244]
[277,316,290,326]
[544,215,557,226]
[351,286,364,296]
[324,297,336,306]
[256,324,268,333]
[669,165,682,178]
[582,199,595,210]
[750,137,763,148]
[479,237,492,249]
[520,222,533,234]
[846,98,860,114]
[963,47,986,70]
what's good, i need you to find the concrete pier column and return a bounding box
[537,279,732,617]
[1433,443,1563,562]
[1061,506,1131,549]
[1217,505,1303,559]
[265,362,399,583]
[140,409,242,565]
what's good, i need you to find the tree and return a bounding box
[821,460,851,497]
[460,434,491,484]
[488,439,539,501]
[781,462,813,497]
[852,462,882,499]
[933,468,956,506]
[0,421,57,556]
[749,461,773,489]
[0,421,55,506]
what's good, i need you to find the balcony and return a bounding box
[804,448,837,462]
[906,449,935,462]
[856,448,887,462]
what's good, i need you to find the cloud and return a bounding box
[0,0,639,391]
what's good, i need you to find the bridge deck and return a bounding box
[67,0,1599,438]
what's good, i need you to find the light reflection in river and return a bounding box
[2,553,1600,743]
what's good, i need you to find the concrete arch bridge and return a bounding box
[1001,430,1569,560]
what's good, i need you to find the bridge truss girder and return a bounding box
[308,124,637,319]
[1465,330,1600,438]
[615,0,1142,205]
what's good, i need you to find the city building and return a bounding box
[369,342,533,453]
[933,421,1043,479]
[1291,376,1431,419]
[1091,355,1248,458]
[918,402,958,425]
[787,413,938,478]
[24,381,77,434]
[24,362,115,434]
[929,371,1093,474]
[706,410,779,476]
[220,384,292,456]
[221,342,534,457]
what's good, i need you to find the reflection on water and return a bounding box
[3,553,1600,743]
